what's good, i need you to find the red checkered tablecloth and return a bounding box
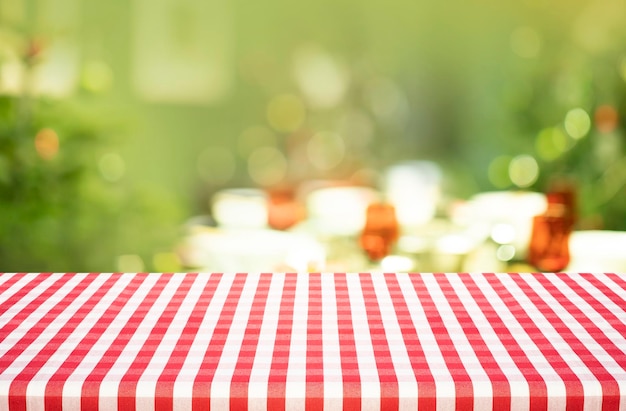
[0,272,625,410]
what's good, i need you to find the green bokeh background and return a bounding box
[1,0,625,271]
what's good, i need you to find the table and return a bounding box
[1,272,625,410]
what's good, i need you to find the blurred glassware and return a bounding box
[545,178,577,224]
[455,191,547,259]
[360,203,399,261]
[527,182,578,272]
[306,184,380,237]
[384,161,442,229]
[397,220,477,272]
[528,211,572,272]
[267,187,304,231]
[212,188,268,229]
[177,227,325,272]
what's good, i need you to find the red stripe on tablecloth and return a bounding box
[484,273,584,411]
[43,274,148,411]
[385,274,436,410]
[12,274,120,409]
[581,274,626,317]
[305,273,324,411]
[192,273,247,411]
[5,274,98,411]
[0,273,67,346]
[438,275,512,410]
[511,274,621,411]
[0,273,27,298]
[230,273,273,410]
[559,275,626,362]
[0,274,87,363]
[550,274,626,362]
[408,274,474,411]
[267,273,297,411]
[154,273,223,411]
[605,273,626,290]
[359,274,399,410]
[334,274,362,411]
[117,274,198,411]
[461,274,548,411]
[80,274,171,411]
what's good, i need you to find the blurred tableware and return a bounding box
[267,187,304,230]
[178,227,325,272]
[528,212,572,272]
[456,191,547,259]
[212,188,268,229]
[567,230,626,272]
[527,184,578,272]
[306,185,380,237]
[384,161,442,228]
[360,203,399,261]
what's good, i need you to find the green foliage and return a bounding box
[0,93,182,272]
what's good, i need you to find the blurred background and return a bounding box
[1,0,625,273]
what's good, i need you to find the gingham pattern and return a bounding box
[0,272,625,411]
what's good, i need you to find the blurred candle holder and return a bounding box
[527,188,576,272]
[359,203,399,261]
[528,212,572,272]
[267,187,303,230]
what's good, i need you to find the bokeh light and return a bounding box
[572,0,623,53]
[117,254,145,272]
[34,128,59,160]
[247,146,288,186]
[98,152,126,182]
[535,127,570,161]
[307,131,346,171]
[81,60,114,93]
[293,45,348,109]
[491,223,516,244]
[197,146,236,185]
[496,245,516,262]
[152,252,181,272]
[509,154,539,188]
[488,155,512,188]
[564,108,591,139]
[266,94,306,133]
